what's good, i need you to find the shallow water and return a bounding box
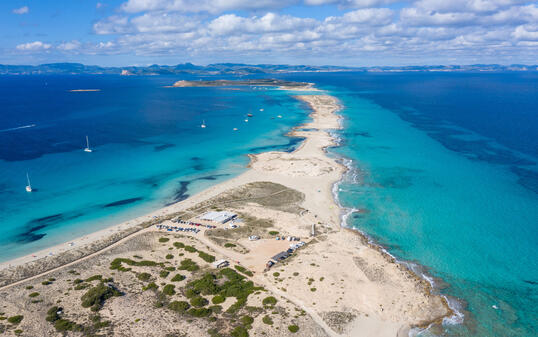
[0,75,310,261]
[276,72,538,336]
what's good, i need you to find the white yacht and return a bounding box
[201,120,206,128]
[25,172,32,192]
[84,136,93,152]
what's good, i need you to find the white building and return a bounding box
[200,211,237,224]
[212,259,229,268]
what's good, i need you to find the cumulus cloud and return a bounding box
[12,0,538,64]
[13,6,29,14]
[120,0,296,14]
[58,40,82,51]
[16,41,52,51]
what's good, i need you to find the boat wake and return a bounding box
[0,124,36,133]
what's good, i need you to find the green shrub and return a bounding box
[171,274,186,282]
[190,296,209,308]
[234,265,253,277]
[165,266,176,271]
[73,279,83,284]
[159,270,170,278]
[143,282,158,291]
[110,258,161,271]
[226,298,246,314]
[53,319,84,332]
[81,283,122,311]
[41,281,52,285]
[224,243,236,248]
[25,286,34,290]
[165,254,174,260]
[293,272,299,276]
[162,284,176,296]
[310,288,317,292]
[209,305,222,314]
[268,231,279,235]
[187,308,211,317]
[173,242,185,249]
[288,325,299,333]
[184,245,197,253]
[159,237,170,243]
[28,292,40,298]
[211,295,225,304]
[241,315,254,326]
[74,284,89,290]
[168,301,190,313]
[262,296,277,307]
[272,272,280,277]
[85,275,102,282]
[137,272,151,281]
[178,259,199,272]
[46,307,61,322]
[14,329,22,335]
[198,251,215,263]
[262,315,273,325]
[231,325,249,337]
[7,315,23,324]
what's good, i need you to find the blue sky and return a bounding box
[1,0,537,66]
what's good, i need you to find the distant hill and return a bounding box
[0,62,536,75]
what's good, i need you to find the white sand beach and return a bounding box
[0,93,450,337]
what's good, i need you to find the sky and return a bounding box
[1,0,537,67]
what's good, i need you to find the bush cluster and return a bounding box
[198,251,215,263]
[178,259,199,272]
[171,274,186,282]
[81,283,122,311]
[234,265,253,277]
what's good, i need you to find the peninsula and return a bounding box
[0,88,450,337]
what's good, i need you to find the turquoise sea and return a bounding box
[1,72,537,337]
[0,75,309,261]
[276,72,537,337]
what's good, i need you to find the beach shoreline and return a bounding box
[0,88,452,336]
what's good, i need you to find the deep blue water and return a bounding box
[0,75,309,260]
[277,72,538,337]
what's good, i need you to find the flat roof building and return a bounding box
[212,259,229,268]
[200,211,237,224]
[271,251,290,262]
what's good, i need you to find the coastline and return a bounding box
[0,88,452,336]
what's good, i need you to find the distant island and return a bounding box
[0,62,536,76]
[171,79,312,89]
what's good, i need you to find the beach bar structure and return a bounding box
[212,259,229,268]
[271,251,290,262]
[200,211,237,224]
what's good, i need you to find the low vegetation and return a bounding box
[288,325,299,333]
[81,282,122,311]
[234,265,253,277]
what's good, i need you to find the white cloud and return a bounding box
[304,0,397,8]
[337,8,393,24]
[513,24,538,41]
[208,13,316,35]
[16,41,52,51]
[120,0,296,14]
[13,6,29,14]
[15,0,534,64]
[58,40,82,51]
[93,16,131,34]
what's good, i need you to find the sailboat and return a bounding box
[84,136,93,152]
[26,172,32,192]
[201,120,206,128]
